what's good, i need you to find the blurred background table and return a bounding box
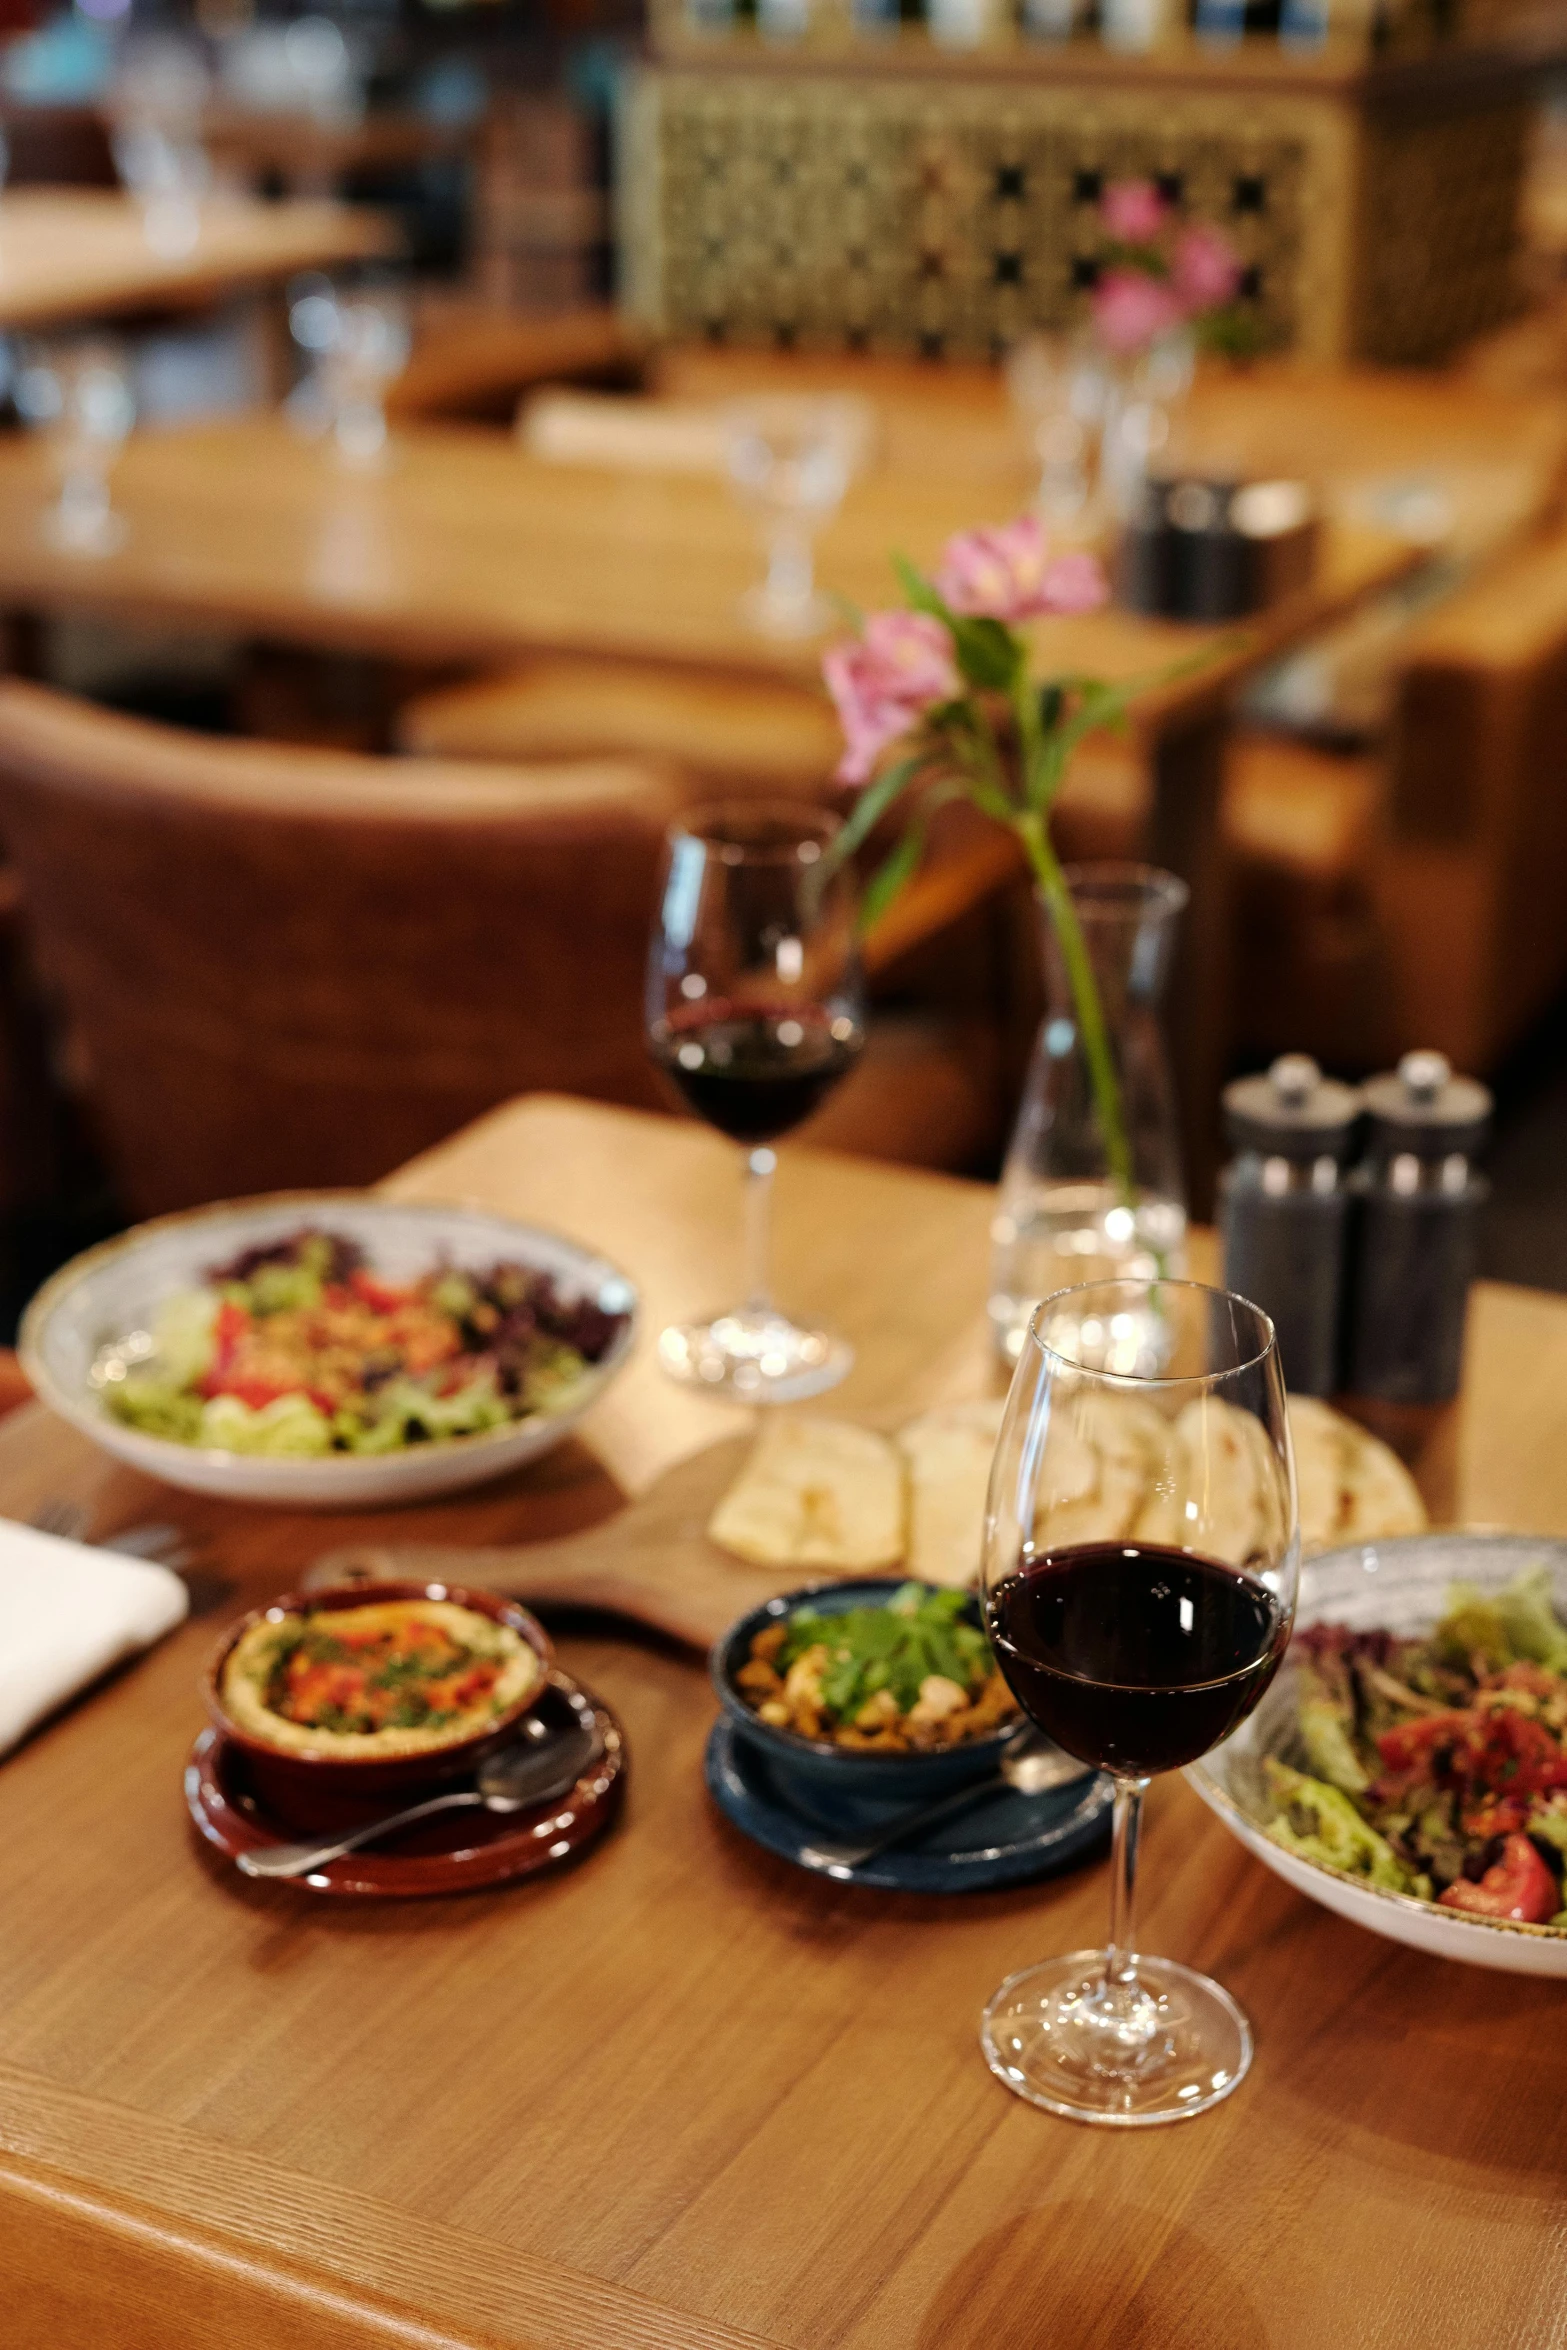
[0,1093,1563,2350]
[2,354,1562,1198]
[0,189,396,333]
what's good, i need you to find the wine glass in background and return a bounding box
[647,802,865,1400]
[15,338,136,557]
[724,394,872,639]
[109,35,213,260]
[979,1278,1298,2125]
[1004,331,1110,536]
[284,278,411,468]
[323,286,412,469]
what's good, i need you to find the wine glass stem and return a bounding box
[744,1144,776,1315]
[1102,1773,1149,2001]
[764,523,814,614]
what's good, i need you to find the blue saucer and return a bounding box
[705,1718,1113,1895]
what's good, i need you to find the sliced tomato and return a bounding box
[1375,1710,1473,1772]
[199,1299,253,1395]
[350,1267,414,1315]
[1439,1833,1560,1924]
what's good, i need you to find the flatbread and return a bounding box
[897,1399,1005,1588]
[1287,1395,1426,1551]
[1033,1391,1183,1551]
[707,1415,904,1572]
[1173,1396,1286,1567]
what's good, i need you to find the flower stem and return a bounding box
[1015,811,1135,1204]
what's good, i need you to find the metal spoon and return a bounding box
[236,1711,602,1881]
[796,1732,1094,1877]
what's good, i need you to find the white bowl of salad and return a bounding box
[19,1194,637,1506]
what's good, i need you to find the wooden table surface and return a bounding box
[0,189,395,332]
[2,1093,1565,2350]
[0,404,1420,684]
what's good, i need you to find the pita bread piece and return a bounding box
[898,1399,1005,1588]
[707,1416,904,1573]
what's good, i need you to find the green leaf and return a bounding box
[951,615,1024,693]
[858,821,929,934]
[893,552,951,625]
[809,751,927,907]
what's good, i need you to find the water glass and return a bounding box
[16,339,136,558]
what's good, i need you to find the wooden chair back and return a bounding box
[0,683,684,1217]
[1384,531,1567,1066]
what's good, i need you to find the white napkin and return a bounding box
[519,391,727,475]
[0,1517,190,1758]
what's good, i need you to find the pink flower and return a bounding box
[822,609,958,785]
[935,516,1108,624]
[1173,223,1242,312]
[1035,549,1110,615]
[1102,179,1167,245]
[1091,267,1187,355]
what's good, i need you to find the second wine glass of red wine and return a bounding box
[979,1277,1299,2126]
[647,801,865,1401]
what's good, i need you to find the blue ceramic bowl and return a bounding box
[711,1577,1026,1809]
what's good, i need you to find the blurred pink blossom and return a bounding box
[1091,268,1186,355]
[1174,223,1242,310]
[936,516,1108,624]
[823,609,959,784]
[1102,179,1167,245]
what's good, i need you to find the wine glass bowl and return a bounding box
[979,1277,1297,2125]
[647,802,864,1400]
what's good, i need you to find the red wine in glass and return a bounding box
[649,999,862,1144]
[987,1541,1288,1780]
[646,802,865,1401]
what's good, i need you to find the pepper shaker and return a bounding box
[1218,1053,1361,1395]
[1344,1050,1491,1405]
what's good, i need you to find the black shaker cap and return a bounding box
[1223,1053,1361,1160]
[1361,1050,1491,1156]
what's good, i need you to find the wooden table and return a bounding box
[0,189,395,332]
[2,1093,1565,2350]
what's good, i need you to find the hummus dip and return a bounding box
[221,1598,542,1760]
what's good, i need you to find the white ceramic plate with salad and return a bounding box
[1189,1531,1567,1977]
[19,1193,638,1507]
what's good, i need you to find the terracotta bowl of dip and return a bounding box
[203,1578,554,1832]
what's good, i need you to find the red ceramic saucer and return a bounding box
[185,1674,625,1897]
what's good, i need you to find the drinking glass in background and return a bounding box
[979,1279,1298,2125]
[287,278,411,468]
[109,35,212,260]
[1004,331,1111,537]
[15,338,136,557]
[724,395,872,640]
[1099,329,1197,524]
[647,803,865,1400]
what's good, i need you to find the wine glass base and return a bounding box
[657,1309,852,1402]
[42,506,127,559]
[738,583,836,641]
[981,1949,1252,2127]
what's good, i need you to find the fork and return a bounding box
[27,1500,200,1573]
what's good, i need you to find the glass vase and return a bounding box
[989,863,1189,1371]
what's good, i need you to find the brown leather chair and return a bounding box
[0,683,1008,1216]
[0,682,685,1218]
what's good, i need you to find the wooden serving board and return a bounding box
[307,1436,819,1651]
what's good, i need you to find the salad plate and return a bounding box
[20,1192,637,1506]
[1189,1531,1567,1977]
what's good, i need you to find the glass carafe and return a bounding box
[989,863,1188,1370]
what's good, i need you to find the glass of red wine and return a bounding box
[979,1277,1298,2126]
[647,801,865,1401]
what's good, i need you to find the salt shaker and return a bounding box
[1218,1053,1361,1395]
[1344,1050,1491,1404]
